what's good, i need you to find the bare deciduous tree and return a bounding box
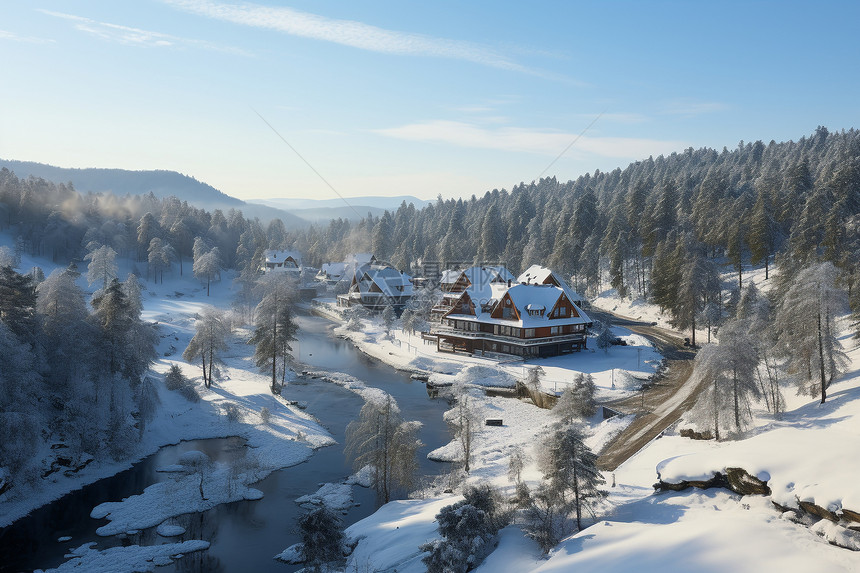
[345,395,421,503]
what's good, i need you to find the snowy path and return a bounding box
[590,309,701,471]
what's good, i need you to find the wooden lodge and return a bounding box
[432,282,592,358]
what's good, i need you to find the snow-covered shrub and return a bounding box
[164,365,200,403]
[345,306,368,332]
[165,364,187,391]
[507,445,528,484]
[296,506,346,571]
[512,481,531,509]
[421,485,510,573]
[259,406,272,425]
[222,403,243,424]
[0,412,39,480]
[455,365,516,388]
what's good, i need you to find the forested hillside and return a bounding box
[303,126,859,300]
[2,127,859,304]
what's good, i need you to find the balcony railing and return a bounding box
[431,326,585,346]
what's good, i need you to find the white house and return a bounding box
[337,259,413,311]
[262,250,302,279]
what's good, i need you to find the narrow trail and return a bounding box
[588,309,702,472]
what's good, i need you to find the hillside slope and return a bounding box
[0,159,307,227]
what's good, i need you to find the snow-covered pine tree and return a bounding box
[184,306,230,388]
[84,244,118,291]
[537,422,606,531]
[774,262,849,403]
[381,303,396,339]
[249,275,297,394]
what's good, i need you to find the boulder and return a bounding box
[655,468,770,496]
[797,500,838,523]
[840,508,860,524]
[679,428,714,441]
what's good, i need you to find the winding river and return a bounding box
[0,313,451,572]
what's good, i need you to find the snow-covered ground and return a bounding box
[1,267,333,529]
[0,241,347,570]
[337,264,860,572]
[326,299,661,400]
[7,236,860,572]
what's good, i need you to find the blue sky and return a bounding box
[2,1,859,202]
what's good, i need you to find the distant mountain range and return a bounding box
[0,159,308,228]
[249,195,434,222]
[0,159,434,226]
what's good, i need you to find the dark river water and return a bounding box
[0,313,451,572]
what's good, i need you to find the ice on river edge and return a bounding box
[37,540,210,573]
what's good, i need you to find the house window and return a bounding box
[525,328,535,338]
[494,325,500,335]
[550,326,560,335]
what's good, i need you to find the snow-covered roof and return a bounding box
[517,264,584,303]
[446,283,590,328]
[505,284,567,318]
[440,269,463,284]
[464,265,515,285]
[354,262,413,298]
[321,262,347,277]
[517,264,553,285]
[264,249,301,265]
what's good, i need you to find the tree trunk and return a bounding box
[691,314,696,348]
[713,378,720,441]
[207,347,214,388]
[733,366,740,433]
[271,316,278,394]
[818,310,827,404]
[201,354,208,387]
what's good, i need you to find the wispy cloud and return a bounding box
[0,30,55,44]
[162,0,557,77]
[375,120,687,160]
[38,10,251,55]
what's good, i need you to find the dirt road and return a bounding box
[588,309,702,471]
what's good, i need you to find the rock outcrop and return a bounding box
[655,467,771,496]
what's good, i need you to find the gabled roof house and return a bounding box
[517,264,584,307]
[432,282,592,358]
[262,250,302,278]
[336,259,413,311]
